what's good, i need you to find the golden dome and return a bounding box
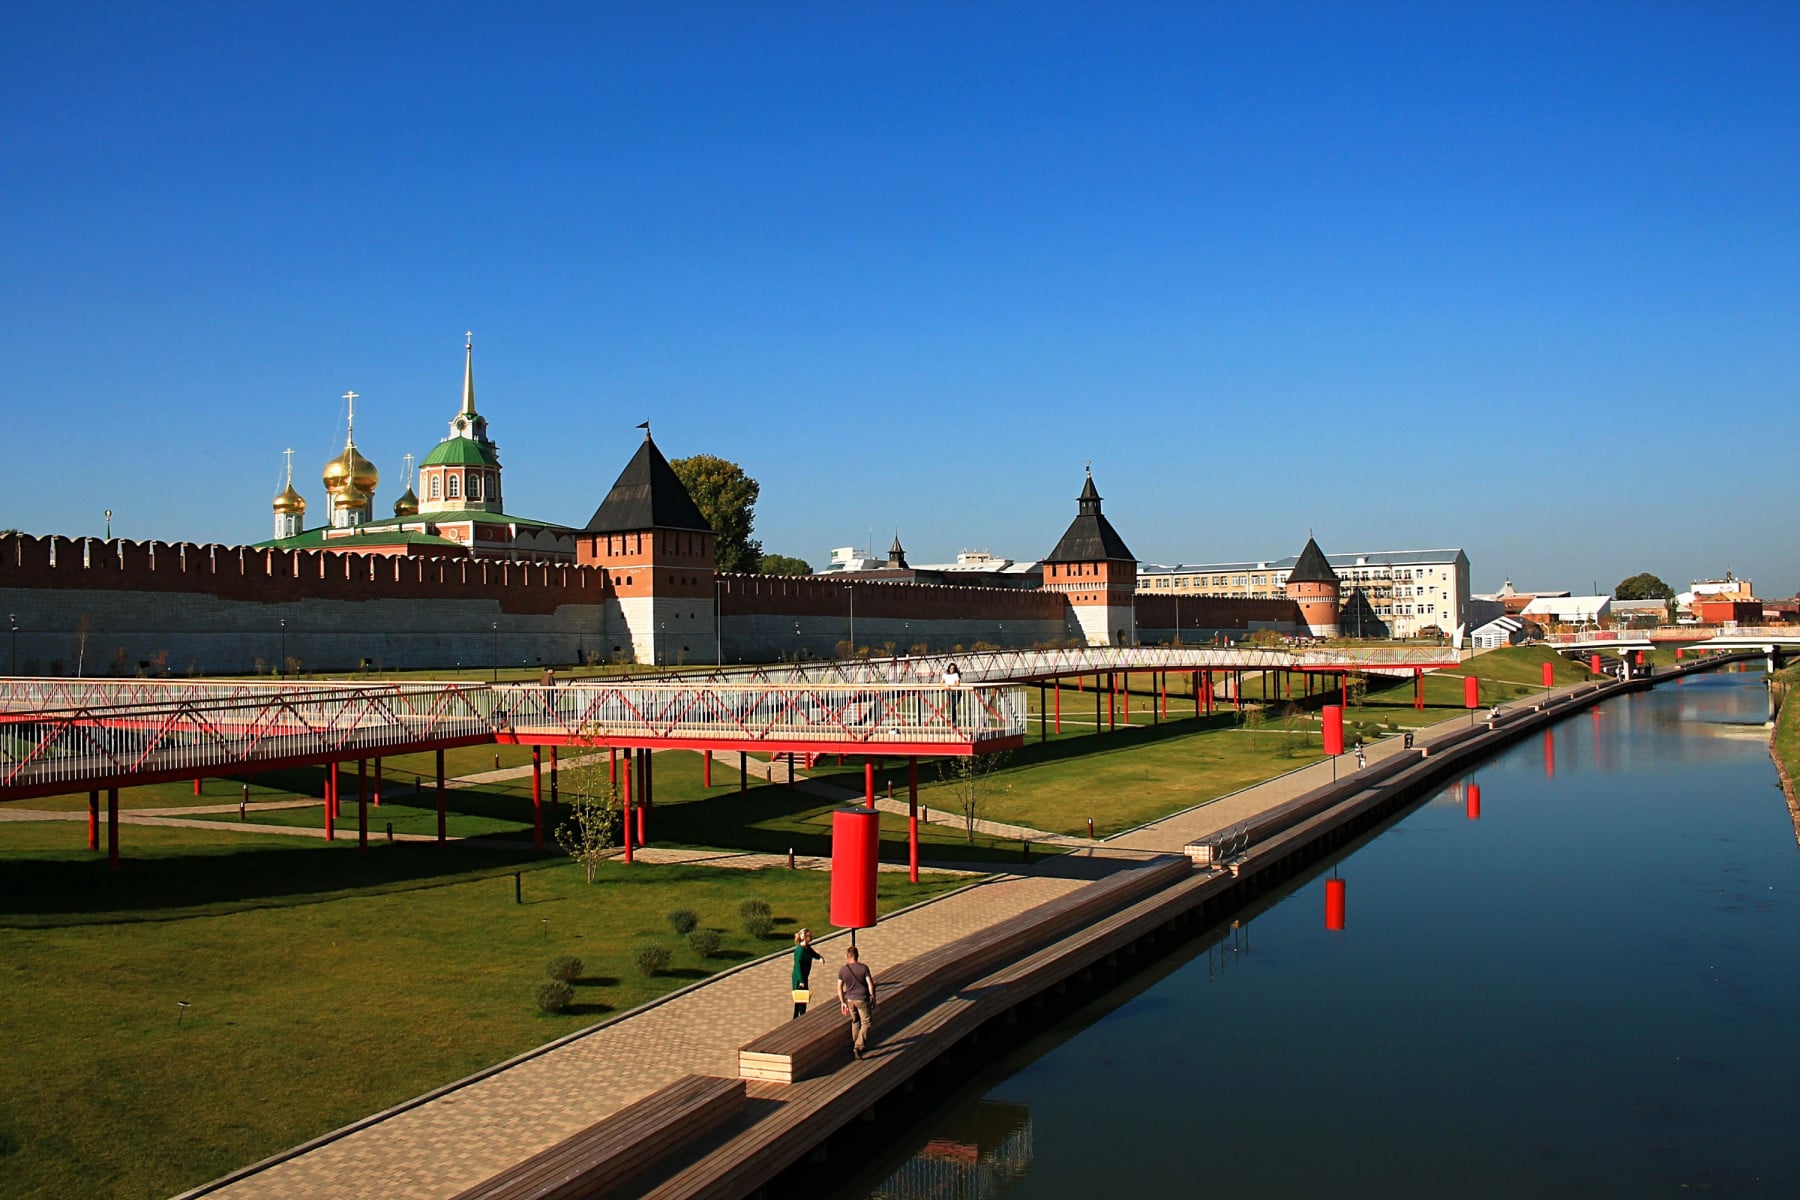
[393,486,419,518]
[273,482,307,515]
[323,442,379,496]
[334,482,371,513]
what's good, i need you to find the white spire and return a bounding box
[460,333,476,418]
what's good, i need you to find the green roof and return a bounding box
[253,509,573,551]
[420,437,501,468]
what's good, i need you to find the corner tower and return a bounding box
[1285,535,1341,638]
[418,334,504,515]
[577,429,717,665]
[1041,468,1137,646]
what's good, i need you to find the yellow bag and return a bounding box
[791,989,810,1004]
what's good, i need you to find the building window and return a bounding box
[429,476,440,499]
[469,474,481,500]
[447,476,460,499]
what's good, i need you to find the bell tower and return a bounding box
[1041,467,1137,646]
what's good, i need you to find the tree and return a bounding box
[935,751,1012,843]
[757,553,813,576]
[670,454,762,573]
[1615,573,1675,601]
[554,743,621,882]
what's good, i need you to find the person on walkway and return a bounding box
[943,661,962,727]
[837,944,877,1059]
[540,665,556,687]
[791,928,823,1019]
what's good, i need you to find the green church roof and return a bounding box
[420,437,500,468]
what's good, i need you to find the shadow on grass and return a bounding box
[573,975,620,988]
[0,839,553,927]
[564,1002,614,1017]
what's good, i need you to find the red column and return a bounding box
[864,759,875,809]
[357,759,368,853]
[87,790,99,851]
[325,763,336,842]
[1415,668,1424,710]
[740,751,748,794]
[106,788,119,870]
[193,777,201,796]
[1054,681,1061,733]
[435,749,446,845]
[549,746,558,820]
[1108,672,1116,729]
[621,749,634,863]
[531,746,543,850]
[908,758,920,884]
[703,750,712,788]
[373,758,382,808]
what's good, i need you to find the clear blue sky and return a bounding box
[3,2,1795,596]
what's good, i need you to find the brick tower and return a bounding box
[577,430,717,665]
[1041,469,1137,646]
[1285,535,1340,638]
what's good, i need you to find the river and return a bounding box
[831,669,1800,1199]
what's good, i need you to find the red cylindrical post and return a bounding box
[531,746,543,850]
[1635,650,1646,666]
[830,807,881,930]
[621,750,634,863]
[357,759,368,852]
[87,790,99,851]
[1466,782,1482,821]
[703,751,711,789]
[1542,661,1555,688]
[1325,878,1346,930]
[325,763,336,841]
[1589,654,1603,675]
[907,759,920,884]
[1463,675,1480,709]
[1676,647,1684,660]
[864,759,875,810]
[1322,705,1345,756]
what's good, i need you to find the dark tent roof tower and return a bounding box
[1287,535,1339,585]
[584,433,712,534]
[1044,470,1135,563]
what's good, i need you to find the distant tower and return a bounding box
[272,448,306,539]
[393,452,419,518]
[1285,535,1341,638]
[576,427,718,665]
[418,333,504,515]
[887,532,908,570]
[1041,467,1137,646]
[322,391,378,528]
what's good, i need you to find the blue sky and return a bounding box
[3,2,1795,596]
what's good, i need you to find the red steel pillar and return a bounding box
[703,750,712,788]
[193,777,202,796]
[1107,672,1116,730]
[864,759,876,810]
[106,787,119,870]
[531,746,543,850]
[740,751,748,794]
[907,758,920,884]
[87,790,99,851]
[621,749,634,863]
[435,749,446,845]
[1414,668,1424,711]
[325,762,336,842]
[357,758,368,853]
[373,758,382,808]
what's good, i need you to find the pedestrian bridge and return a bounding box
[1544,626,1800,653]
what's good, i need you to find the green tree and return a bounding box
[757,553,813,576]
[670,454,762,573]
[1615,573,1675,601]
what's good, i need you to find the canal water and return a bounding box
[831,670,1800,1199]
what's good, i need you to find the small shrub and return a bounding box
[742,913,774,939]
[545,954,582,983]
[688,928,723,958]
[633,944,672,977]
[738,897,772,920]
[536,980,574,1013]
[667,907,700,935]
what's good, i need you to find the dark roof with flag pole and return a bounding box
[584,429,713,534]
[1043,468,1135,563]
[1287,535,1339,585]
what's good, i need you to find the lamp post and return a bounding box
[278,618,286,677]
[847,582,855,652]
[8,613,16,676]
[491,621,499,681]
[714,577,723,665]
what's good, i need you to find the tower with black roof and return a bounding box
[1285,535,1341,638]
[577,429,717,665]
[1041,468,1136,646]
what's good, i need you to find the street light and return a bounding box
[7,613,16,676]
[714,578,723,665]
[278,618,286,677]
[491,621,499,681]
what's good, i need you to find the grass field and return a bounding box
[1772,662,1799,809]
[0,822,963,1200]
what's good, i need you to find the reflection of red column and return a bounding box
[1543,731,1556,779]
[908,759,919,884]
[1466,783,1482,820]
[1325,878,1346,930]
[87,790,99,851]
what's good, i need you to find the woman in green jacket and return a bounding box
[791,928,824,1019]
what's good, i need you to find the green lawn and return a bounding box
[0,821,963,1200]
[1772,663,1799,811]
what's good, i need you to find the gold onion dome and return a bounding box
[323,442,379,496]
[334,482,371,512]
[272,482,307,515]
[393,486,419,518]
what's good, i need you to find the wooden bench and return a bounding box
[738,854,1191,1083]
[447,1074,745,1200]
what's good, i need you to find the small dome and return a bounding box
[333,482,371,513]
[273,482,307,516]
[393,486,419,518]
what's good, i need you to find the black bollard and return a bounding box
[385,822,393,843]
[514,872,522,905]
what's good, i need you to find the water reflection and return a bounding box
[866,1101,1034,1200]
[834,670,1800,1200]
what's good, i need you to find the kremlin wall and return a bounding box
[0,340,1336,676]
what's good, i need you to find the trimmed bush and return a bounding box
[667,908,700,935]
[545,954,582,983]
[633,944,672,977]
[738,897,772,920]
[742,913,774,939]
[536,980,574,1014]
[687,928,723,958]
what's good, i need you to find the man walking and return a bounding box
[837,944,877,1060]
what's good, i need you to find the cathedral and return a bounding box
[259,336,579,561]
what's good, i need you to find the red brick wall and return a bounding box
[718,573,1069,621]
[1135,594,1302,630]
